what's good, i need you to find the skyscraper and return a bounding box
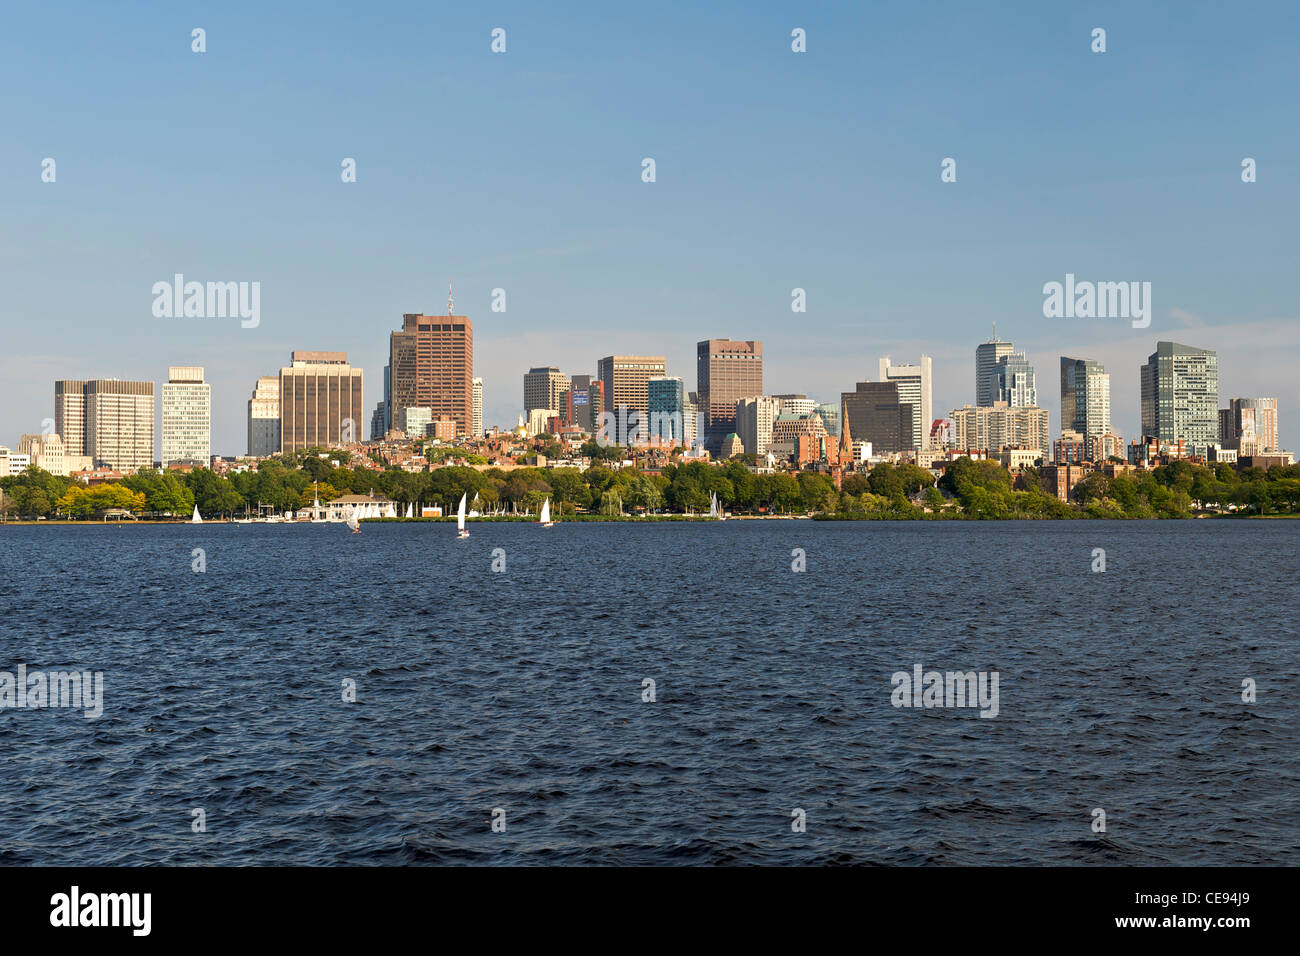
[524,367,570,416]
[1220,397,1278,454]
[597,355,666,445]
[1059,357,1111,437]
[878,355,933,449]
[1140,341,1219,449]
[989,352,1037,407]
[87,380,156,472]
[648,376,691,446]
[735,395,780,456]
[975,331,1014,406]
[54,380,87,458]
[161,366,211,467]
[472,377,484,436]
[278,352,364,453]
[388,306,474,437]
[56,379,155,472]
[565,374,596,432]
[697,339,763,454]
[248,376,281,456]
[841,381,914,455]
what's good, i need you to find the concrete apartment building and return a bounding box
[388,311,474,437]
[161,366,211,467]
[278,352,365,453]
[949,402,1051,461]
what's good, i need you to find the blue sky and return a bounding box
[2,1,1297,454]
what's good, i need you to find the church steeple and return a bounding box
[839,399,853,463]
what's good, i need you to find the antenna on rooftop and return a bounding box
[447,278,454,316]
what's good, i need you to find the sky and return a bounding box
[2,1,1298,455]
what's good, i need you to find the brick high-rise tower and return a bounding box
[388,284,474,437]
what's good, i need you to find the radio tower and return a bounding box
[447,278,454,317]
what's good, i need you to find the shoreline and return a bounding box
[2,512,1295,527]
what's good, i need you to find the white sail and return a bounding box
[406,502,414,519]
[191,504,202,524]
[345,506,359,531]
[457,493,467,533]
[709,492,718,518]
[539,498,550,524]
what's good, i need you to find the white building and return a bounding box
[773,394,817,417]
[162,367,211,467]
[0,447,31,476]
[735,395,780,456]
[472,377,483,436]
[248,375,280,457]
[527,407,560,436]
[401,406,433,438]
[879,356,933,450]
[17,433,65,476]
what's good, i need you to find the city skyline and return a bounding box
[12,330,1287,462]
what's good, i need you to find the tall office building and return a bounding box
[56,379,155,472]
[248,376,281,456]
[735,395,781,456]
[472,377,484,436]
[597,355,666,445]
[989,352,1037,407]
[565,374,596,432]
[524,367,570,416]
[382,364,392,433]
[161,366,211,467]
[841,381,914,455]
[697,339,763,454]
[975,332,1015,406]
[878,355,933,449]
[1140,341,1219,449]
[1220,397,1278,454]
[648,376,691,446]
[278,351,365,453]
[54,380,87,457]
[388,307,474,437]
[1060,357,1111,438]
[82,379,155,472]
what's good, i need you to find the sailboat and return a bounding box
[709,492,726,521]
[345,505,361,534]
[539,497,553,528]
[191,504,202,524]
[456,492,469,538]
[406,502,414,519]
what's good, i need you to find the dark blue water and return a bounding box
[1,520,1296,865]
